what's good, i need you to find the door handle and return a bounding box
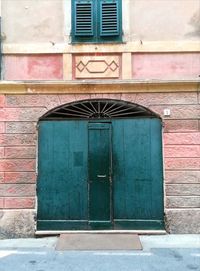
[97,175,107,178]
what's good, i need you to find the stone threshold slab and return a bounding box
[56,233,143,251]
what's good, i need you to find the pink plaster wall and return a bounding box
[132,53,200,79]
[4,55,63,80]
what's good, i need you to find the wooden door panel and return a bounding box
[88,122,112,229]
[112,118,164,229]
[37,118,164,231]
[37,121,88,230]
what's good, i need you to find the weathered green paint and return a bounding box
[114,220,165,230]
[37,121,88,230]
[37,220,88,231]
[112,119,164,229]
[72,0,122,43]
[88,122,112,229]
[37,118,164,231]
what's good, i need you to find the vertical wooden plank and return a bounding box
[88,122,112,228]
[112,118,164,229]
[37,120,88,229]
[112,120,127,218]
[150,119,164,219]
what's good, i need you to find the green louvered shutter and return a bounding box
[74,0,94,36]
[100,0,119,36]
[72,0,122,43]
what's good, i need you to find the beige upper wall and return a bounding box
[1,0,200,44]
[2,0,65,43]
[129,0,200,41]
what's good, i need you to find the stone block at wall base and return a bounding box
[0,210,35,239]
[165,209,200,233]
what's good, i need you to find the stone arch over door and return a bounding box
[37,99,164,231]
[39,99,161,120]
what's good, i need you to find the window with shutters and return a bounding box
[71,0,122,43]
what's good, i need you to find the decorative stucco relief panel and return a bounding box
[73,54,121,79]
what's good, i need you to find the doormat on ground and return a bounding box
[56,234,142,250]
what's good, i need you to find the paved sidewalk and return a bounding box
[0,235,199,271]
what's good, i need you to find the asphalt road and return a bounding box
[0,235,199,271]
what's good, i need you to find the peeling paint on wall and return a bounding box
[4,55,63,80]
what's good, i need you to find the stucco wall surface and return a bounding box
[1,0,64,43]
[129,0,200,41]
[3,53,200,80]
[2,0,200,44]
[4,55,63,80]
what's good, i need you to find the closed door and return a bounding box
[37,120,89,230]
[88,122,112,229]
[112,119,164,229]
[37,118,164,231]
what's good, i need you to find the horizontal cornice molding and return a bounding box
[3,41,200,54]
[0,80,199,94]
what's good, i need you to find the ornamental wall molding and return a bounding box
[0,80,199,94]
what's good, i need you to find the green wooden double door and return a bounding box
[37,119,164,230]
